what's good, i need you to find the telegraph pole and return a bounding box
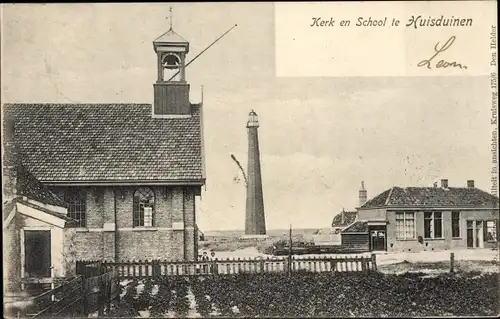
[288,224,292,275]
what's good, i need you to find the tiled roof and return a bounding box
[331,210,357,227]
[17,164,68,208]
[342,221,368,233]
[3,141,67,208]
[360,186,499,209]
[3,103,204,183]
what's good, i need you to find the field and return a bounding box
[107,271,499,318]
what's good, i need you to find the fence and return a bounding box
[6,262,119,318]
[78,254,377,279]
[80,263,119,316]
[5,276,85,318]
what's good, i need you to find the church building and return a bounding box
[2,22,206,264]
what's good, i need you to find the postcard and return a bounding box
[2,1,498,318]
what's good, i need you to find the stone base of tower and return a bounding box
[239,234,270,241]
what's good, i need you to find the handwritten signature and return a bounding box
[417,36,467,70]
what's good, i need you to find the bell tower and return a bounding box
[153,8,191,116]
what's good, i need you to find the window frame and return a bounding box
[424,211,443,239]
[64,188,87,228]
[133,187,155,228]
[451,211,461,238]
[395,212,416,240]
[486,220,498,243]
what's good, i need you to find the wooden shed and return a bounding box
[341,221,370,252]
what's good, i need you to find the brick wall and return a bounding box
[3,213,21,292]
[73,232,104,260]
[52,185,200,262]
[386,209,499,253]
[62,228,77,276]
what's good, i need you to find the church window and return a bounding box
[133,187,155,227]
[64,188,87,227]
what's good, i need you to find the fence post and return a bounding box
[214,259,219,275]
[82,277,88,316]
[98,275,104,317]
[370,254,377,271]
[450,252,455,273]
[107,277,112,315]
[287,255,292,276]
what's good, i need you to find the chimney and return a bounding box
[441,179,448,188]
[359,181,367,207]
[467,180,475,188]
[341,208,345,225]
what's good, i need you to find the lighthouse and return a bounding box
[244,110,267,236]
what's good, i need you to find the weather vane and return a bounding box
[168,6,173,30]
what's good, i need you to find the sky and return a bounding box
[1,3,495,231]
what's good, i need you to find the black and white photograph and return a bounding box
[2,1,499,318]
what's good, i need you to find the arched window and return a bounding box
[64,188,87,227]
[162,53,180,69]
[133,187,155,227]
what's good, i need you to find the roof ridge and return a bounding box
[384,187,395,206]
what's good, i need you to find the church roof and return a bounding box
[154,28,188,44]
[360,186,499,209]
[3,103,205,183]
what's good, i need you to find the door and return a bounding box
[467,221,474,248]
[370,230,386,251]
[24,230,51,278]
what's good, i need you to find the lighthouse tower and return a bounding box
[244,110,267,236]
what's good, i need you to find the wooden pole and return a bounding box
[166,24,238,82]
[450,252,455,273]
[288,224,292,275]
[82,278,88,316]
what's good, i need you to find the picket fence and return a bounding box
[78,254,377,279]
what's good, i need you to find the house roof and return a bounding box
[342,221,368,234]
[360,186,499,209]
[17,164,69,208]
[154,28,188,44]
[3,103,204,183]
[17,199,77,224]
[331,210,357,227]
[3,141,67,208]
